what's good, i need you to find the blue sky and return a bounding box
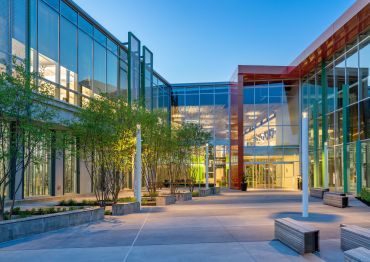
[74,0,355,83]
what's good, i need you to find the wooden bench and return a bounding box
[341,225,370,251]
[310,188,329,199]
[323,192,348,208]
[344,247,370,262]
[275,218,319,254]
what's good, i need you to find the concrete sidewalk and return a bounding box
[0,190,369,261]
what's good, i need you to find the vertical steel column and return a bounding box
[356,139,362,195]
[302,112,309,217]
[321,61,328,187]
[205,143,209,189]
[134,124,142,208]
[313,86,319,187]
[342,84,349,193]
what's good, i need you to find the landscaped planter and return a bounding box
[112,202,140,216]
[0,207,104,243]
[175,192,192,202]
[199,188,212,197]
[211,187,221,195]
[156,195,176,206]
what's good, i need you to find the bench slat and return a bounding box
[275,218,319,254]
[344,247,370,262]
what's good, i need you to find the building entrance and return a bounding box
[244,162,296,189]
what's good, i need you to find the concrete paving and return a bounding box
[0,190,369,261]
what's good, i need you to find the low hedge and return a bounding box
[4,206,83,220]
[59,197,136,207]
[359,187,370,205]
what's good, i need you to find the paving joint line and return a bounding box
[122,207,152,262]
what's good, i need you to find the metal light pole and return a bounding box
[134,124,142,208]
[324,142,329,188]
[302,112,309,218]
[205,143,209,189]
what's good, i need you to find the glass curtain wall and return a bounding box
[143,46,153,109]
[153,75,171,117]
[28,0,126,107]
[171,83,230,187]
[244,80,300,189]
[301,29,370,193]
[24,139,50,197]
[63,142,77,194]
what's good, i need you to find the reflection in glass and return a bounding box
[93,42,106,95]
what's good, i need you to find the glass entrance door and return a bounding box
[245,161,296,189]
[255,163,268,189]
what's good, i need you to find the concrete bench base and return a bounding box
[341,225,370,251]
[156,195,176,206]
[275,217,319,254]
[0,207,104,243]
[112,202,140,216]
[310,188,329,198]
[199,188,212,197]
[344,247,370,262]
[324,192,348,208]
[211,187,221,195]
[175,192,192,202]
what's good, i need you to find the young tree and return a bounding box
[182,123,211,192]
[137,108,169,195]
[70,96,135,206]
[0,59,56,220]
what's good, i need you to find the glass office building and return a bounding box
[0,0,171,199]
[174,2,370,193]
[171,83,230,187]
[243,80,300,189]
[301,28,370,194]
[226,1,370,193]
[0,0,369,198]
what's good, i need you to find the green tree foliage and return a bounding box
[0,59,56,220]
[160,123,211,194]
[178,123,211,191]
[137,108,170,195]
[70,96,136,206]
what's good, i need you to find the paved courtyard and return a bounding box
[0,190,369,262]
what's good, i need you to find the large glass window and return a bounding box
[346,46,359,104]
[335,54,346,109]
[129,33,140,104]
[0,0,10,70]
[78,15,93,36]
[44,0,60,11]
[60,17,78,104]
[24,141,50,197]
[78,30,93,104]
[64,143,77,194]
[38,1,58,84]
[60,0,77,24]
[107,51,118,95]
[359,37,370,99]
[119,60,128,101]
[93,42,106,95]
[359,98,370,140]
[243,80,300,189]
[12,0,26,59]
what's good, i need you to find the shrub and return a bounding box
[192,191,199,197]
[116,197,136,203]
[143,192,159,198]
[360,187,370,203]
[104,210,112,216]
